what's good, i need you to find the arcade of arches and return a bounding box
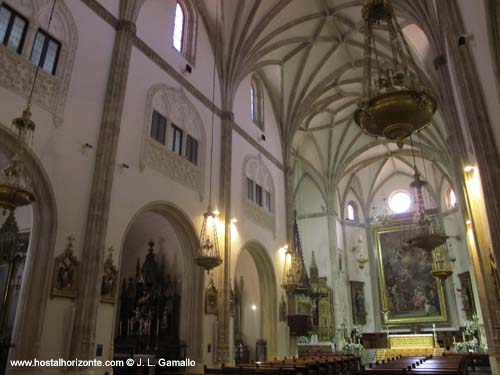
[1,1,500,375]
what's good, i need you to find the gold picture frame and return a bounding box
[375,224,447,325]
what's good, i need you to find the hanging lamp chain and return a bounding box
[208,0,220,207]
[12,0,58,150]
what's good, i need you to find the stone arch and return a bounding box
[0,123,57,362]
[237,240,278,359]
[118,201,204,362]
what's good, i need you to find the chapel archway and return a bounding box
[114,202,204,366]
[234,241,277,361]
[0,123,57,368]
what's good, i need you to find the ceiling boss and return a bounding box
[354,0,437,148]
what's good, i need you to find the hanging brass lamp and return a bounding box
[354,0,437,148]
[0,106,37,213]
[431,247,453,281]
[281,246,299,292]
[194,0,222,273]
[195,204,222,272]
[406,170,448,251]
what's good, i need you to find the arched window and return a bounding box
[173,2,184,52]
[347,202,358,221]
[250,83,256,122]
[446,187,457,209]
[171,0,198,64]
[250,76,264,130]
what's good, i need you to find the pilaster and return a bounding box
[216,111,233,364]
[67,0,145,367]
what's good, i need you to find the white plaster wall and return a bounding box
[234,249,261,362]
[456,0,500,157]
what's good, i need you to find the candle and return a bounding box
[127,319,130,336]
[119,321,122,337]
[157,317,160,337]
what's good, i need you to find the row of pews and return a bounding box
[205,354,361,375]
[364,355,469,375]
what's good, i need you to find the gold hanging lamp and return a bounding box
[405,136,448,251]
[0,0,59,213]
[431,247,453,281]
[195,0,222,272]
[281,246,300,292]
[354,0,437,148]
[0,99,37,214]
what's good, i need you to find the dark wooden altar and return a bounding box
[114,241,185,368]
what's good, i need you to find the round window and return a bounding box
[388,190,411,213]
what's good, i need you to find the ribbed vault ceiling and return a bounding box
[196,0,453,211]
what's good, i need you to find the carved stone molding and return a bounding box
[242,155,277,237]
[243,199,276,236]
[141,84,206,200]
[143,138,203,196]
[0,0,78,128]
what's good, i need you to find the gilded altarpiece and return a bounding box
[375,225,447,325]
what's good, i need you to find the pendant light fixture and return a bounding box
[354,0,437,148]
[194,0,222,272]
[0,0,58,213]
[405,134,448,251]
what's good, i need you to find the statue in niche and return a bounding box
[279,294,287,322]
[230,287,235,317]
[101,247,118,303]
[52,235,79,299]
[205,278,218,315]
[350,281,367,325]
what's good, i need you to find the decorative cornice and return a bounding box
[232,122,283,171]
[80,0,119,28]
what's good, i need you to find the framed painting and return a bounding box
[375,225,447,325]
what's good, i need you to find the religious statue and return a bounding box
[230,287,235,317]
[205,278,218,315]
[101,247,118,303]
[350,281,367,325]
[279,294,287,322]
[52,235,79,298]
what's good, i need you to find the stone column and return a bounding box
[67,0,144,369]
[434,1,500,373]
[216,111,233,364]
